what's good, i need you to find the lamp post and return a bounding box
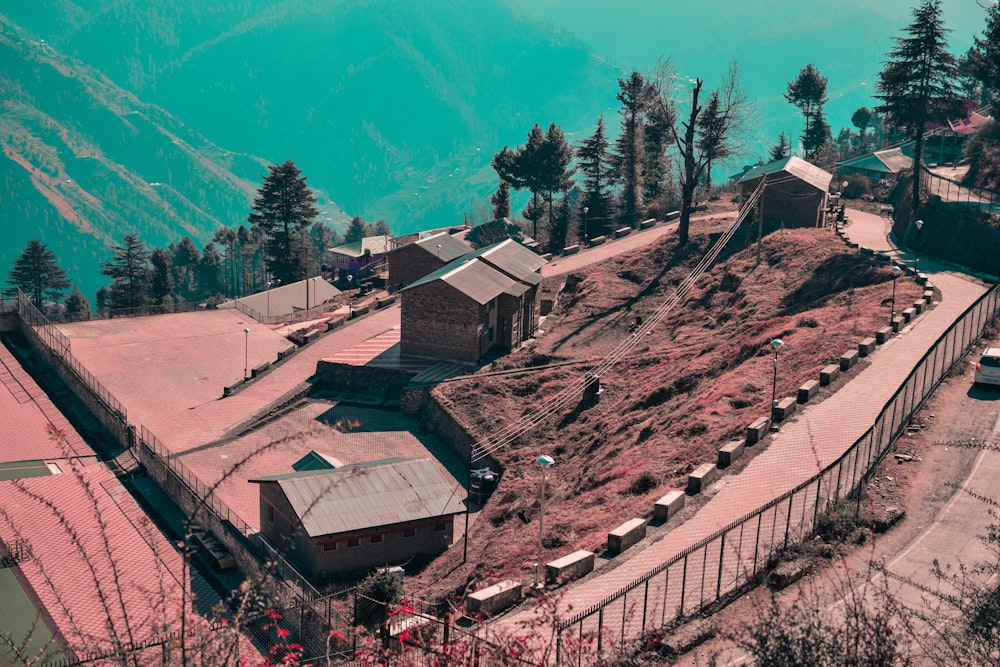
[436,244,442,260]
[914,219,924,271]
[889,265,901,328]
[770,338,784,410]
[266,280,271,317]
[534,454,555,589]
[583,206,589,245]
[243,327,250,380]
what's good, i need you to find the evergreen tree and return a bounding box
[614,71,650,227]
[770,132,792,161]
[548,191,571,254]
[491,180,511,222]
[7,239,71,308]
[643,99,675,208]
[149,247,174,304]
[851,107,875,151]
[248,160,319,285]
[170,236,200,300]
[212,226,239,297]
[963,5,1000,106]
[698,90,732,195]
[875,0,961,219]
[371,220,392,237]
[64,286,90,321]
[803,107,832,162]
[344,216,368,244]
[308,221,338,276]
[197,242,225,300]
[540,123,575,241]
[492,124,549,239]
[577,116,614,240]
[785,64,829,159]
[100,233,151,311]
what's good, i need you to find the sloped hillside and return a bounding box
[413,224,921,598]
[0,17,342,299]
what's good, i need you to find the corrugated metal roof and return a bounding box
[329,235,391,258]
[413,233,472,262]
[467,239,545,284]
[737,155,833,192]
[219,277,340,315]
[251,458,465,538]
[439,259,519,304]
[836,147,912,174]
[292,450,343,472]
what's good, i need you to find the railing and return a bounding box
[920,166,1000,216]
[553,283,1000,664]
[233,297,345,326]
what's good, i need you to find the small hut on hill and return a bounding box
[737,156,834,229]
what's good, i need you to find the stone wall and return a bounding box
[401,281,485,362]
[316,361,413,402]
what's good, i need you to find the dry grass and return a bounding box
[411,224,922,599]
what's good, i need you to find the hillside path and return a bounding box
[495,208,988,655]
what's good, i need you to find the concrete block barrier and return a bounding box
[840,349,859,371]
[892,315,905,332]
[563,244,580,255]
[746,417,771,445]
[819,364,840,386]
[913,300,924,314]
[876,327,892,344]
[614,227,632,238]
[590,235,608,246]
[717,439,745,469]
[654,490,686,521]
[797,380,819,404]
[467,580,523,617]
[772,397,797,423]
[858,338,876,357]
[902,307,916,323]
[545,550,595,585]
[687,463,718,494]
[608,518,647,554]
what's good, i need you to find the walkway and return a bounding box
[496,208,988,654]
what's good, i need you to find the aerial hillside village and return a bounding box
[2,1,1000,665]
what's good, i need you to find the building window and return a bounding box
[346,538,360,548]
[267,505,274,524]
[370,534,383,544]
[433,523,447,532]
[323,542,337,552]
[488,326,495,342]
[403,528,416,538]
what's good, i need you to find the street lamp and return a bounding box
[914,219,924,271]
[347,274,354,318]
[889,266,902,329]
[583,206,589,245]
[534,454,555,589]
[266,280,271,316]
[243,327,250,380]
[770,338,784,410]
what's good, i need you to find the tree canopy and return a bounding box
[247,160,319,285]
[100,233,152,311]
[875,0,961,219]
[7,239,71,308]
[785,64,829,159]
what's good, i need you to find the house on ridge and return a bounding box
[250,457,465,581]
[836,146,913,181]
[399,239,546,364]
[328,235,391,283]
[387,231,473,291]
[737,156,834,229]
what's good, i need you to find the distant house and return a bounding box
[836,146,913,181]
[737,156,834,229]
[387,232,473,291]
[399,239,546,364]
[250,457,465,581]
[219,277,340,317]
[329,236,391,282]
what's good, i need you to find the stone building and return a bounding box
[399,239,546,364]
[386,232,473,291]
[737,156,834,229]
[250,457,465,582]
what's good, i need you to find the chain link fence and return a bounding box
[553,283,1000,664]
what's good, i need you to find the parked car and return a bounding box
[974,347,1000,387]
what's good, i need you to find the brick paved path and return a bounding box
[496,208,988,656]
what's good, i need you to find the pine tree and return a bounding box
[614,71,649,228]
[7,239,71,308]
[803,107,832,162]
[491,180,511,222]
[577,116,615,240]
[100,233,151,311]
[875,0,961,219]
[785,64,829,159]
[698,90,732,195]
[344,216,368,244]
[770,132,792,161]
[170,237,201,300]
[643,99,675,208]
[64,286,90,321]
[248,160,319,285]
[149,248,174,305]
[851,107,875,151]
[197,242,224,300]
[963,5,1000,106]
[540,123,575,242]
[491,124,550,240]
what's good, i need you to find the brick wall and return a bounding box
[401,281,487,363]
[387,245,445,291]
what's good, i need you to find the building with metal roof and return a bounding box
[386,231,474,290]
[219,277,340,317]
[329,235,391,282]
[399,239,546,363]
[250,457,465,580]
[836,146,914,180]
[737,156,834,229]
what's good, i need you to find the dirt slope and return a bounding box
[412,222,922,601]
